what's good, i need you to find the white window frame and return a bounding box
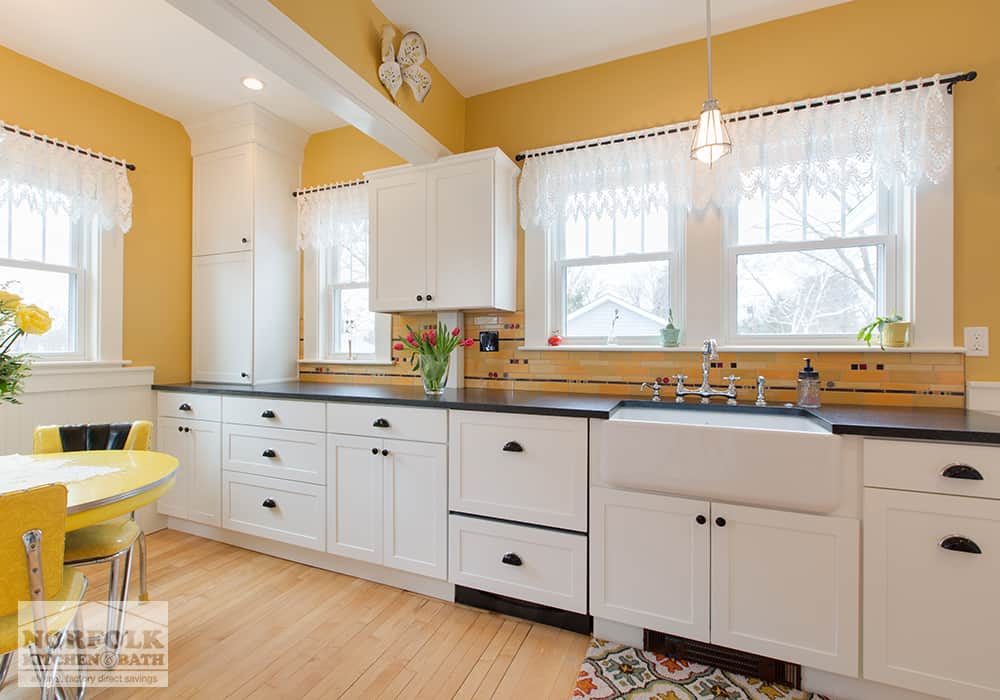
[0,204,123,364]
[301,247,391,365]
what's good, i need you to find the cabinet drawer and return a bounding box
[222,424,325,485]
[223,396,325,432]
[863,488,1000,699]
[326,403,446,443]
[158,392,221,422]
[449,411,587,531]
[448,515,587,614]
[222,471,325,551]
[864,438,1000,499]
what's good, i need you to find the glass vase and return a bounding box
[420,355,450,396]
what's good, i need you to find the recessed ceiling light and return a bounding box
[242,77,264,91]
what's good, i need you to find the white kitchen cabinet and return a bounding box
[326,433,383,565]
[590,487,710,642]
[327,432,448,580]
[383,439,448,580]
[222,471,326,551]
[710,503,859,677]
[367,148,517,313]
[157,416,221,526]
[864,488,1000,700]
[192,252,253,384]
[193,144,253,256]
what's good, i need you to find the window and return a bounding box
[725,173,904,343]
[0,199,92,358]
[553,201,681,344]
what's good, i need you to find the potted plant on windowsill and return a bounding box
[394,322,475,396]
[0,286,53,403]
[660,309,680,348]
[858,313,910,350]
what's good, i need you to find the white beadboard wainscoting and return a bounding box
[0,364,164,532]
[968,381,1000,414]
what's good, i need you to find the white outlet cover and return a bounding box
[964,326,989,357]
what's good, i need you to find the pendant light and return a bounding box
[691,0,731,164]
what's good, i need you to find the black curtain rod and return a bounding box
[292,178,367,198]
[1,123,137,171]
[514,71,977,162]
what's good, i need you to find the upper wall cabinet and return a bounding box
[367,148,518,313]
[193,144,254,256]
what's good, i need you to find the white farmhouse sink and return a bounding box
[595,404,843,513]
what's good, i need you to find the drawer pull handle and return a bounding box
[942,464,984,481]
[178,403,192,412]
[261,498,277,509]
[940,535,982,555]
[261,410,276,419]
[262,449,277,458]
[501,552,522,566]
[502,441,523,453]
[373,418,390,428]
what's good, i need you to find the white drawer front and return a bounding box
[222,425,326,485]
[222,471,326,551]
[158,392,221,422]
[449,411,588,531]
[448,515,587,614]
[864,438,1000,499]
[222,396,325,432]
[864,488,1000,700]
[326,403,447,444]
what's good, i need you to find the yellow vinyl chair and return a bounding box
[33,421,153,652]
[0,484,88,699]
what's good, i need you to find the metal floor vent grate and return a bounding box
[643,630,801,688]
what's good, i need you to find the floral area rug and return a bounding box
[573,639,829,699]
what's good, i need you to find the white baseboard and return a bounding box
[967,381,1000,414]
[165,517,455,602]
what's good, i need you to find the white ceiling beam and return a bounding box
[165,0,449,164]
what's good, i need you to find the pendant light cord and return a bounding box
[705,0,714,99]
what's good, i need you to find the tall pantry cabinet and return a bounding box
[187,105,306,385]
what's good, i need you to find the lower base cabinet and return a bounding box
[157,416,221,526]
[591,486,859,676]
[327,433,448,580]
[864,488,1000,700]
[222,471,326,551]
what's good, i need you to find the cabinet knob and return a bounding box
[940,535,982,555]
[373,418,390,428]
[241,237,248,244]
[426,294,433,301]
[941,463,984,481]
[416,295,423,302]
[381,449,389,456]
[177,426,183,432]
[178,403,192,412]
[371,448,379,455]
[502,441,523,453]
[696,514,707,525]
[262,449,277,458]
[261,498,277,509]
[501,552,522,566]
[261,410,276,419]
[184,427,190,433]
[240,372,249,379]
[715,517,727,527]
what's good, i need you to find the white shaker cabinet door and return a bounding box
[326,433,383,564]
[192,252,253,384]
[369,170,428,312]
[156,417,191,520]
[186,420,222,527]
[193,144,253,256]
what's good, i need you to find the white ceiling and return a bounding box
[373,0,852,96]
[0,0,345,134]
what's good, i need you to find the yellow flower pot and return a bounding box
[881,321,910,348]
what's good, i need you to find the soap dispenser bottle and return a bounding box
[797,358,821,408]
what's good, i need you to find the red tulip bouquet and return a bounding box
[394,322,475,395]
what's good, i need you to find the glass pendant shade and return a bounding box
[691,98,732,164]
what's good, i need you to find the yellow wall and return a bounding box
[272,0,466,155]
[465,0,1000,381]
[301,126,404,187]
[0,45,192,383]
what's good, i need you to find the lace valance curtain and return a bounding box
[0,123,133,233]
[296,182,368,252]
[519,76,952,231]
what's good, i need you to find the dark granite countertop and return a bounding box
[153,381,1000,444]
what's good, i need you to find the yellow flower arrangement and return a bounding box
[15,304,53,335]
[1,286,52,403]
[0,290,22,308]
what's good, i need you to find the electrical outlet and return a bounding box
[964,326,989,357]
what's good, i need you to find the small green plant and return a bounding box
[857,313,904,349]
[664,309,676,330]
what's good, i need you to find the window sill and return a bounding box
[20,363,155,394]
[519,344,967,354]
[298,358,395,367]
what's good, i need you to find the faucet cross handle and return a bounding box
[756,375,768,406]
[703,338,719,361]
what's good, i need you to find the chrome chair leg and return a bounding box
[137,529,148,602]
[0,652,12,688]
[105,556,122,650]
[111,545,134,654]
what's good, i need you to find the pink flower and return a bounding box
[405,332,416,346]
[428,330,437,346]
[421,331,428,343]
[451,327,461,337]
[462,338,476,347]
[393,342,405,351]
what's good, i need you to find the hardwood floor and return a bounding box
[2,530,590,699]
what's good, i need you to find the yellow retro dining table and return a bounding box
[0,450,177,530]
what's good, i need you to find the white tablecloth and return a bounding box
[0,454,123,491]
